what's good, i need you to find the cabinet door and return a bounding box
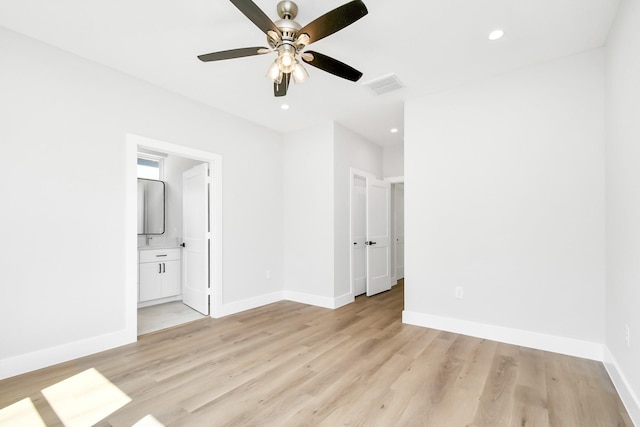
[139,262,163,302]
[161,260,181,297]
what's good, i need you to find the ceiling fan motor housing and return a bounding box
[274,1,301,42]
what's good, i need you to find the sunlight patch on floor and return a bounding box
[133,414,165,426]
[0,398,46,427]
[41,368,131,427]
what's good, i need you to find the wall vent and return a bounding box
[362,73,404,95]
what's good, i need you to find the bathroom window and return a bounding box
[137,154,164,180]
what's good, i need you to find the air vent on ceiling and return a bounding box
[362,74,404,95]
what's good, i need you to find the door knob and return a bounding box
[365,241,377,246]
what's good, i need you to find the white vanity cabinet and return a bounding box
[138,248,181,303]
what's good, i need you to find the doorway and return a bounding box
[349,169,392,298]
[393,182,404,282]
[137,156,206,334]
[126,134,222,338]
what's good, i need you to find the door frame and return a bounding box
[125,134,223,339]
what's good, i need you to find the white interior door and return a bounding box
[395,184,405,280]
[366,178,391,296]
[352,176,367,296]
[182,163,209,315]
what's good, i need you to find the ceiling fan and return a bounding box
[198,0,368,97]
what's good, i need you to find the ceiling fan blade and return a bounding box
[297,0,368,45]
[229,0,282,37]
[198,47,269,62]
[274,73,291,97]
[301,51,363,82]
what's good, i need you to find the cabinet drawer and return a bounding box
[139,248,181,263]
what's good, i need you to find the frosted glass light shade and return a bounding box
[266,61,282,82]
[292,62,309,83]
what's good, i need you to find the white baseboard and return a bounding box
[216,291,284,318]
[333,292,355,309]
[0,329,135,381]
[402,310,603,361]
[283,290,336,309]
[218,290,354,315]
[603,347,640,426]
[137,295,181,308]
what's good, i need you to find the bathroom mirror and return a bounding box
[137,178,165,235]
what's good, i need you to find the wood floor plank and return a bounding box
[509,347,550,426]
[394,333,488,426]
[0,282,633,426]
[470,342,520,427]
[316,353,414,426]
[391,331,457,399]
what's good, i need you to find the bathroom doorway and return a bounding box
[127,134,222,337]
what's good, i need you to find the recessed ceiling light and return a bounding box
[488,29,504,41]
[280,104,290,110]
[390,128,399,133]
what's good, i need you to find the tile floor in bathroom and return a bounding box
[137,301,205,335]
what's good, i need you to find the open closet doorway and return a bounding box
[127,134,222,337]
[393,182,404,282]
[350,169,393,298]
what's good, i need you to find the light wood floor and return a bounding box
[0,283,633,426]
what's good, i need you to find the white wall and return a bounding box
[282,123,381,307]
[0,28,284,379]
[282,124,335,305]
[383,144,404,179]
[404,49,606,358]
[604,0,640,421]
[333,124,383,300]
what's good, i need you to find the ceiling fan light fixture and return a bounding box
[276,44,297,73]
[292,62,309,83]
[266,60,282,82]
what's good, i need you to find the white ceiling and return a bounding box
[0,0,620,147]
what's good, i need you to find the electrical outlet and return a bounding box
[455,286,464,299]
[625,324,631,349]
